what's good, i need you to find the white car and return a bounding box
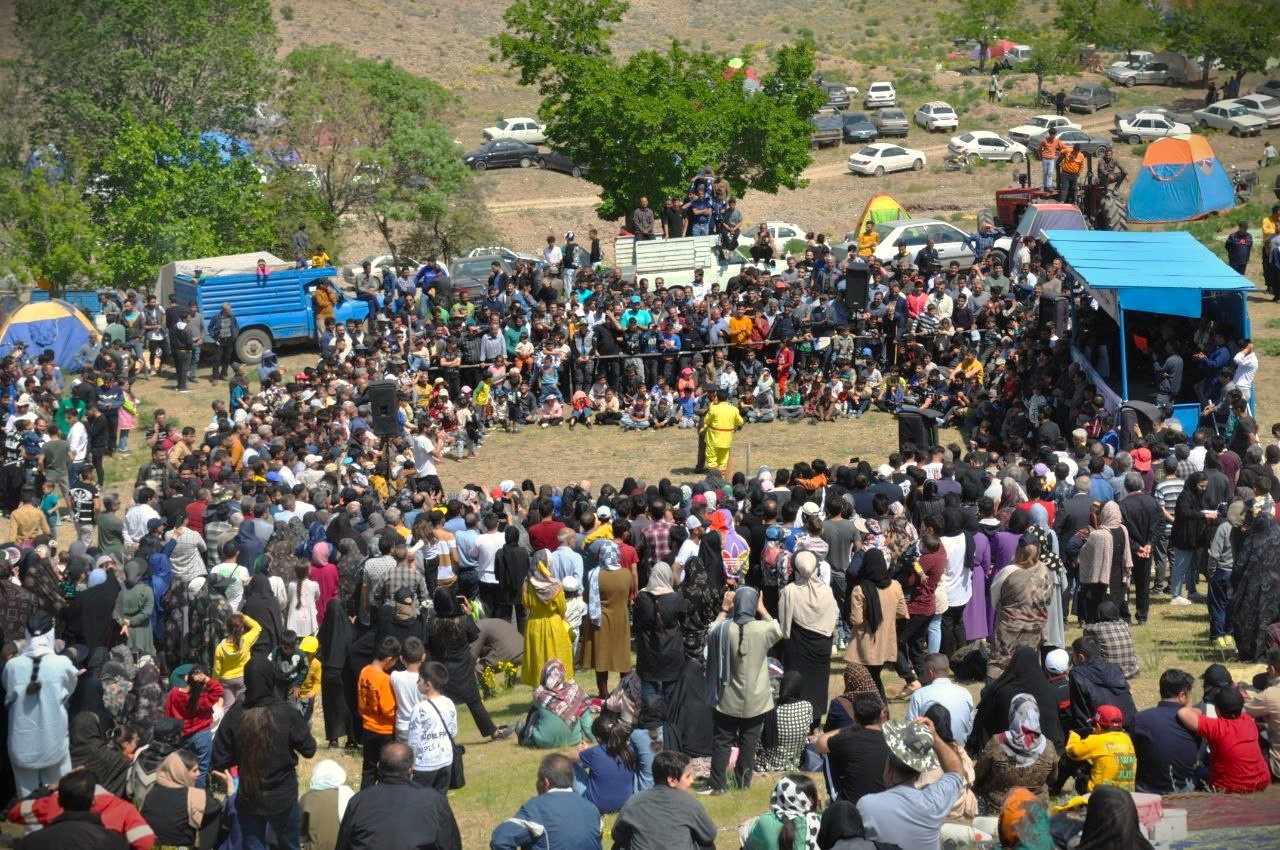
[482,117,546,145]
[947,131,1028,163]
[341,254,418,286]
[864,82,897,108]
[1232,94,1280,128]
[736,221,807,257]
[914,101,959,132]
[870,218,976,268]
[846,143,926,176]
[1113,111,1192,144]
[1193,101,1268,136]
[1008,114,1082,145]
[1258,79,1280,99]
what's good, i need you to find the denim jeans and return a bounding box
[240,801,301,850]
[1040,159,1055,190]
[691,222,710,236]
[117,430,131,453]
[927,613,942,654]
[1208,568,1232,637]
[184,729,212,788]
[1170,548,1195,598]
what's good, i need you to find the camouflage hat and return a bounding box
[882,720,939,774]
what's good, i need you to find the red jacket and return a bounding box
[9,787,155,850]
[164,679,224,736]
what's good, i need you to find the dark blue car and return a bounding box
[842,111,879,143]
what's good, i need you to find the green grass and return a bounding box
[1265,317,1280,330]
[1255,338,1280,357]
[280,3,294,19]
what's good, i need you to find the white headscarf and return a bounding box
[308,759,355,821]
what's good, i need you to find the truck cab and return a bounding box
[174,265,368,363]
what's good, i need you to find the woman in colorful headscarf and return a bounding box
[519,659,594,748]
[308,541,339,626]
[996,787,1054,850]
[779,550,838,725]
[580,539,635,697]
[741,774,822,850]
[825,662,880,732]
[716,508,750,585]
[1025,503,1066,650]
[974,693,1060,813]
[520,549,575,688]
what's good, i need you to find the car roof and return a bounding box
[880,218,951,228]
[870,81,893,87]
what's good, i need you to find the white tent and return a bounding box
[155,252,287,303]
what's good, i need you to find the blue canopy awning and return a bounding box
[1041,229,1255,319]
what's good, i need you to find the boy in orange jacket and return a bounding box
[357,636,402,789]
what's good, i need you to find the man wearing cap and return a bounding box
[856,715,966,848]
[700,389,743,476]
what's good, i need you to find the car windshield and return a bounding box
[935,106,955,115]
[845,112,870,124]
[872,224,896,241]
[1071,87,1091,96]
[958,132,976,142]
[495,119,512,130]
[1031,117,1052,128]
[1253,97,1280,109]
[453,259,495,277]
[882,110,905,119]
[855,146,880,157]
[1224,105,1250,117]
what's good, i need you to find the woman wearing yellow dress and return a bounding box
[520,550,575,687]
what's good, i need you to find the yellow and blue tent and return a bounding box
[0,298,97,367]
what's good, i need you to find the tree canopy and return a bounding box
[941,0,1022,71]
[278,45,478,262]
[15,0,278,153]
[495,0,824,220]
[1053,0,1161,54]
[1164,0,1280,87]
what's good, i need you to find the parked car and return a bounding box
[841,111,878,143]
[446,254,516,300]
[1258,79,1280,99]
[462,139,540,170]
[819,82,851,111]
[1009,114,1082,145]
[735,221,807,257]
[466,246,541,265]
[1193,101,1268,136]
[1113,111,1192,144]
[1109,50,1155,68]
[865,81,897,108]
[809,112,844,148]
[1115,105,1197,128]
[870,218,975,268]
[341,254,418,286]
[847,143,926,176]
[872,108,910,137]
[1105,60,1185,87]
[1232,94,1280,128]
[482,117,546,144]
[947,131,1028,162]
[914,101,959,132]
[536,150,589,178]
[995,44,1033,70]
[1065,83,1118,113]
[1026,127,1112,156]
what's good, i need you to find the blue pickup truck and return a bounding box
[174,266,367,363]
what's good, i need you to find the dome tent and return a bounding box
[0,298,97,368]
[1126,135,1235,224]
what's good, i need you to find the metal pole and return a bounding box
[1118,307,1129,402]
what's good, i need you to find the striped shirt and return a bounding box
[1153,476,1185,521]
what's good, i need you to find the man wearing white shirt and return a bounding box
[123,487,161,551]
[65,408,88,487]
[905,654,975,745]
[1233,340,1258,401]
[474,514,506,617]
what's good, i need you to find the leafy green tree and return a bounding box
[0,169,100,288]
[493,0,629,94]
[942,0,1022,71]
[15,0,278,152]
[88,122,275,288]
[1054,0,1161,54]
[400,181,497,264]
[497,0,824,221]
[1165,0,1280,89]
[1021,35,1079,100]
[0,61,38,169]
[278,45,476,262]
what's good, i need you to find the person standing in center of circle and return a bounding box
[701,389,744,477]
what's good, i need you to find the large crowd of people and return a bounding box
[0,180,1278,848]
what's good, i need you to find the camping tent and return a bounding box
[0,299,97,368]
[856,194,909,237]
[1126,135,1234,223]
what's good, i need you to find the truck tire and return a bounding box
[235,329,271,364]
[1096,192,1128,232]
[987,248,1008,270]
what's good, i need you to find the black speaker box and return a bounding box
[367,380,400,436]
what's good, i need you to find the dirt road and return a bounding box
[483,112,1123,212]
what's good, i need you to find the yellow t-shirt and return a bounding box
[858,231,880,257]
[1263,214,1280,248]
[299,658,322,700]
[1065,729,1136,791]
[703,401,744,449]
[213,614,262,682]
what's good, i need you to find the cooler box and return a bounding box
[1130,791,1164,835]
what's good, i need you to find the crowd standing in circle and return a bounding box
[0,189,1277,848]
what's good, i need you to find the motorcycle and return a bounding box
[1230,164,1259,202]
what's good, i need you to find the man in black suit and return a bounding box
[1054,474,1096,620]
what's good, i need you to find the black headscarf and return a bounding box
[856,548,892,633]
[971,645,1064,753]
[69,711,132,798]
[316,598,352,671]
[817,800,869,850]
[135,717,183,777]
[243,655,279,708]
[1075,785,1155,850]
[495,525,531,605]
[697,529,724,590]
[241,574,283,655]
